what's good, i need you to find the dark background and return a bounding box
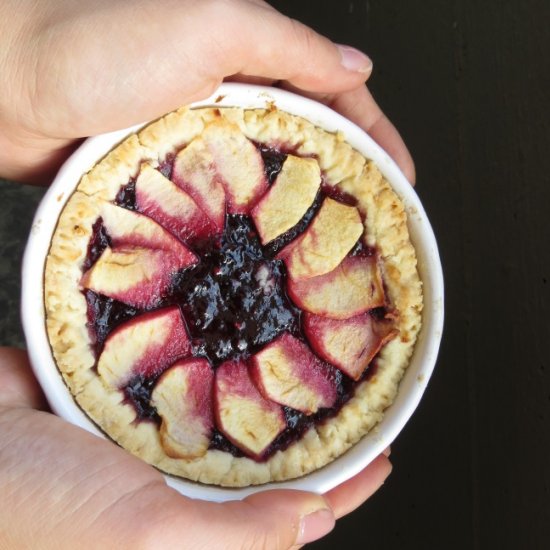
[1,1,549,548]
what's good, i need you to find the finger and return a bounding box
[0,347,48,410]
[324,454,392,519]
[212,2,373,89]
[127,485,335,549]
[329,87,416,184]
[280,83,415,184]
[0,133,84,186]
[366,109,416,185]
[241,490,335,547]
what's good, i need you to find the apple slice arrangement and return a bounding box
[79,121,399,462]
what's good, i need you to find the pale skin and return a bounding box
[0,0,414,548]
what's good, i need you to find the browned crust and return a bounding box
[45,107,422,487]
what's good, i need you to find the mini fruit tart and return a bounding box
[44,105,423,487]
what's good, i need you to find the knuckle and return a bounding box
[286,18,317,61]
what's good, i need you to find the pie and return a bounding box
[44,105,423,487]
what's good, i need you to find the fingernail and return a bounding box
[383,446,391,457]
[297,508,335,544]
[336,44,373,74]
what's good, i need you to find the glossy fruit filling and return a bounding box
[166,214,301,366]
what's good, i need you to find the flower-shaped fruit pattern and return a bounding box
[80,121,398,462]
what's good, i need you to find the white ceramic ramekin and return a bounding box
[21,83,444,502]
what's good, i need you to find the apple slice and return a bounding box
[100,202,196,264]
[172,137,226,231]
[214,360,285,458]
[203,121,268,214]
[278,198,363,280]
[250,333,337,414]
[135,163,216,243]
[83,203,197,307]
[251,155,321,244]
[82,246,188,308]
[97,306,190,389]
[287,255,385,319]
[303,312,399,380]
[151,358,214,459]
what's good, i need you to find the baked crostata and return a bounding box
[44,105,423,487]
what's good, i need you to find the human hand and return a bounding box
[0,0,414,185]
[0,347,392,548]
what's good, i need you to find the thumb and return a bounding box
[240,489,335,547]
[208,2,373,91]
[140,486,335,549]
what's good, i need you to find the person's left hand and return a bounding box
[0,347,391,548]
[0,0,414,185]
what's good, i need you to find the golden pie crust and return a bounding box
[44,106,423,487]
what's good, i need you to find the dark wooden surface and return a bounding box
[1,1,549,548]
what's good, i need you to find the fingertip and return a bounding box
[244,489,335,546]
[297,507,336,545]
[379,452,393,477]
[231,8,372,94]
[366,111,416,185]
[336,44,373,75]
[324,454,393,519]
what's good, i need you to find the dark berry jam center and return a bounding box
[165,214,301,367]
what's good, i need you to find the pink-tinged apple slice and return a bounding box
[135,163,216,243]
[288,255,385,319]
[250,333,337,414]
[203,121,268,214]
[100,202,196,264]
[214,360,285,458]
[303,312,399,380]
[151,358,214,459]
[81,246,188,308]
[172,137,226,231]
[251,155,321,244]
[278,198,363,280]
[97,306,190,389]
[83,203,197,307]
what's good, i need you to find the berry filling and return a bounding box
[114,180,137,211]
[167,215,301,366]
[83,218,111,271]
[86,291,139,355]
[256,144,288,184]
[124,373,162,423]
